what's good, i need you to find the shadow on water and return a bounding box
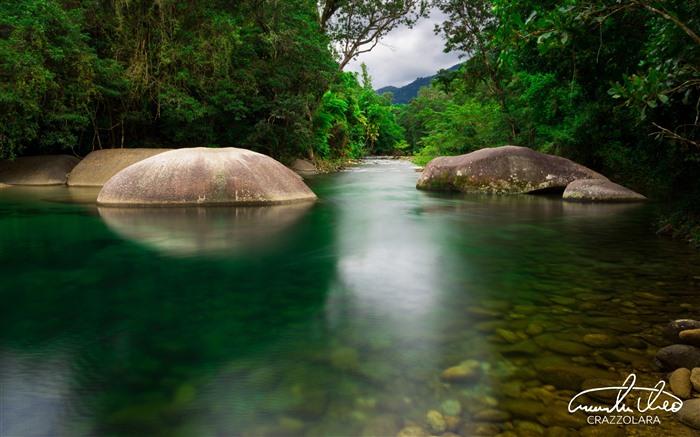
[0,188,337,436]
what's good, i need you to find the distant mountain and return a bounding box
[376,63,461,105]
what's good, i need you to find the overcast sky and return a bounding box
[345,9,464,89]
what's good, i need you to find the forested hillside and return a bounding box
[1,0,698,242]
[376,63,461,104]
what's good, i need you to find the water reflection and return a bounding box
[2,160,700,436]
[98,203,314,257]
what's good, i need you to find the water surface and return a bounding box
[1,159,699,436]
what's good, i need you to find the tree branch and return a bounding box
[633,0,700,47]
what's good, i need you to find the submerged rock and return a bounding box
[537,365,619,391]
[396,426,429,437]
[426,410,447,434]
[440,360,481,382]
[563,179,646,202]
[359,414,401,437]
[0,155,80,185]
[416,146,606,194]
[582,333,619,348]
[97,147,317,206]
[329,346,360,371]
[67,148,171,187]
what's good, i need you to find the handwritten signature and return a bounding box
[568,373,683,414]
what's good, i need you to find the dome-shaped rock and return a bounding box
[67,148,171,187]
[97,147,317,206]
[563,179,646,202]
[0,155,80,185]
[416,146,607,194]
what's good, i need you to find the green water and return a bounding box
[1,159,699,437]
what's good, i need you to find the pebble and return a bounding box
[580,378,620,404]
[359,414,400,437]
[537,365,619,391]
[667,319,700,342]
[499,339,540,356]
[582,333,618,348]
[526,323,544,336]
[444,415,462,433]
[440,360,480,382]
[472,408,511,422]
[550,296,576,306]
[599,349,644,364]
[537,404,587,428]
[458,422,501,436]
[579,425,626,437]
[691,367,700,392]
[496,329,522,343]
[440,399,462,416]
[426,410,447,434]
[514,420,545,436]
[669,367,693,399]
[396,426,429,437]
[675,398,700,430]
[585,316,642,333]
[475,320,508,332]
[465,306,502,320]
[679,328,700,347]
[542,339,592,356]
[500,398,546,419]
[544,426,578,437]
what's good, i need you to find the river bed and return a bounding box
[1,158,699,436]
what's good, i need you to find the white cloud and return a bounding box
[345,9,464,89]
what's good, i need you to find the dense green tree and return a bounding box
[0,0,419,160]
[0,0,97,158]
[424,0,699,242]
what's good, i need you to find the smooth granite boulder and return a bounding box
[0,155,80,185]
[67,148,171,187]
[96,147,317,206]
[416,146,607,194]
[563,179,646,202]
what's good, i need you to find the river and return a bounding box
[1,158,699,436]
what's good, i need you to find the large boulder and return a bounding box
[67,148,171,187]
[0,155,80,185]
[96,147,317,206]
[563,179,646,202]
[416,146,607,194]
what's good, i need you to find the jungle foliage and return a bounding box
[0,0,408,160]
[396,0,699,242]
